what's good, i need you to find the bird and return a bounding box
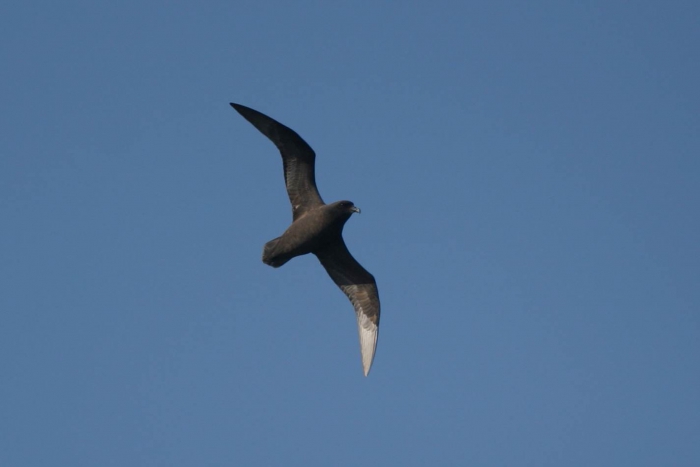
[230,103,380,376]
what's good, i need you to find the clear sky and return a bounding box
[1,1,699,465]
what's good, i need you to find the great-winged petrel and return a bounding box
[230,103,380,376]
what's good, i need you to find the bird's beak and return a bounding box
[351,206,361,214]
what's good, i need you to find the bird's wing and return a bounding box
[314,237,380,376]
[231,103,324,220]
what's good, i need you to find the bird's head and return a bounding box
[335,200,361,215]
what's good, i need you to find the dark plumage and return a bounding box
[230,103,380,376]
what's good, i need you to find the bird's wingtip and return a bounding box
[357,312,378,377]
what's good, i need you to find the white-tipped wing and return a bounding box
[356,301,379,376]
[314,238,380,376]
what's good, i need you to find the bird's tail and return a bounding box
[262,237,292,268]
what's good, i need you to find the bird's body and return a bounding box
[262,201,353,268]
[230,103,380,376]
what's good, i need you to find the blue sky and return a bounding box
[1,1,699,465]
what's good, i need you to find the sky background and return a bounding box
[1,1,699,465]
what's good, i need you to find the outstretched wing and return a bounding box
[231,103,324,220]
[314,237,380,376]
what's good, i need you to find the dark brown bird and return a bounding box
[230,103,380,376]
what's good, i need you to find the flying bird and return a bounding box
[230,103,380,376]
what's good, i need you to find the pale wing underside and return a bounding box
[314,237,380,376]
[231,103,324,220]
